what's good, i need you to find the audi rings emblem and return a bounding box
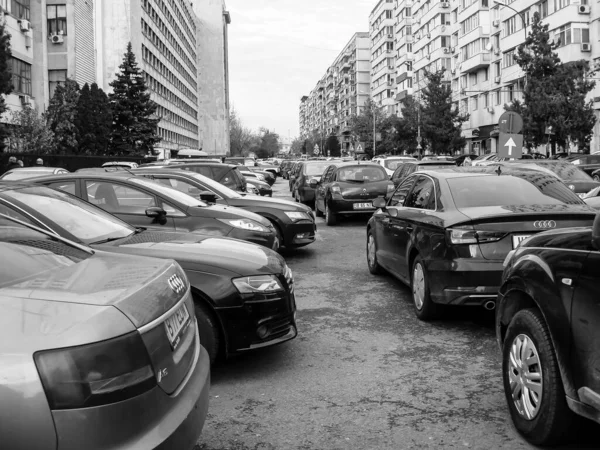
[168,274,186,294]
[533,220,556,229]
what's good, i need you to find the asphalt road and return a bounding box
[196,178,596,450]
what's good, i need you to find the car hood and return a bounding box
[231,195,312,212]
[0,250,186,329]
[104,230,286,276]
[187,203,272,226]
[340,180,392,198]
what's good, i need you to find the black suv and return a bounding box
[496,213,600,446]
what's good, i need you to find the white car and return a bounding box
[372,156,417,177]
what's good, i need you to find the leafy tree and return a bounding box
[229,107,256,156]
[290,137,303,155]
[396,96,421,154]
[76,83,112,155]
[349,98,387,156]
[258,128,280,157]
[109,42,161,156]
[325,134,341,157]
[508,13,596,150]
[46,78,80,154]
[0,21,11,151]
[421,69,468,154]
[8,107,54,153]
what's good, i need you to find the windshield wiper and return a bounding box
[91,228,144,245]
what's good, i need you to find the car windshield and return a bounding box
[338,165,388,182]
[2,187,135,245]
[303,162,331,176]
[447,173,584,209]
[384,159,413,170]
[417,163,456,170]
[128,177,208,206]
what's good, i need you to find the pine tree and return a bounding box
[109,42,161,156]
[421,69,469,154]
[75,83,93,153]
[75,83,112,154]
[0,20,12,151]
[46,78,80,154]
[90,83,112,154]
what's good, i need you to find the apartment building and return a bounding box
[299,33,371,154]
[96,0,200,151]
[370,0,396,114]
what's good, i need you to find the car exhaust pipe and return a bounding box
[484,301,496,311]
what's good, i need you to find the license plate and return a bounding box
[512,235,531,248]
[353,202,373,210]
[164,304,191,350]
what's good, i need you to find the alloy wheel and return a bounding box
[508,334,543,420]
[412,263,425,310]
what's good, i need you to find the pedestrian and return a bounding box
[5,156,20,172]
[35,158,44,166]
[17,160,23,167]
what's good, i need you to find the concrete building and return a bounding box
[194,0,231,155]
[369,0,396,114]
[96,0,201,151]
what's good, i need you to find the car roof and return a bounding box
[414,166,563,180]
[327,161,382,168]
[164,162,237,168]
[412,160,456,165]
[6,167,64,172]
[21,172,134,183]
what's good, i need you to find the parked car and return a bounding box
[240,169,268,184]
[292,161,332,206]
[0,183,297,363]
[255,161,281,177]
[390,160,457,187]
[0,167,69,181]
[246,167,276,185]
[589,167,600,182]
[155,162,249,193]
[454,154,479,166]
[471,153,500,166]
[224,156,256,167]
[567,154,600,176]
[496,212,600,446]
[421,155,456,162]
[132,168,317,248]
[312,162,394,226]
[0,213,210,449]
[245,176,273,196]
[288,161,302,191]
[280,160,296,179]
[371,156,417,177]
[102,161,139,169]
[29,172,279,250]
[491,160,600,197]
[366,167,596,321]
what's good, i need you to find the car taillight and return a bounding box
[331,185,342,195]
[34,331,155,410]
[448,228,506,245]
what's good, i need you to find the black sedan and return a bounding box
[28,173,279,250]
[390,160,456,187]
[132,168,317,248]
[366,167,596,321]
[292,161,332,206]
[496,213,600,446]
[0,183,297,364]
[312,162,394,226]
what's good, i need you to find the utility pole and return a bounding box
[373,107,376,155]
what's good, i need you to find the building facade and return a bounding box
[370,0,396,114]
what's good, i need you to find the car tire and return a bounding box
[594,174,600,182]
[366,230,382,275]
[315,200,324,217]
[269,220,284,251]
[411,256,438,321]
[194,301,220,365]
[325,201,337,226]
[502,308,576,446]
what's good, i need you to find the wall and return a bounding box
[74,0,95,86]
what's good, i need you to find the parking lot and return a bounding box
[198,180,545,450]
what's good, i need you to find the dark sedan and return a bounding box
[154,162,249,193]
[496,213,600,446]
[0,183,297,364]
[292,161,332,206]
[366,167,596,321]
[28,173,279,250]
[132,168,317,248]
[390,160,456,187]
[312,162,394,226]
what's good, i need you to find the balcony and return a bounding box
[460,51,491,73]
[395,89,410,101]
[397,34,413,47]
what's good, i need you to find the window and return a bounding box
[405,176,435,210]
[461,13,479,35]
[540,0,548,17]
[483,68,489,81]
[85,181,156,214]
[555,24,571,47]
[47,181,75,195]
[573,28,590,44]
[470,73,477,86]
[503,49,516,68]
[389,175,415,206]
[471,96,478,110]
[495,90,501,105]
[504,16,520,37]
[494,61,501,77]
[554,0,569,11]
[11,58,31,95]
[10,0,29,20]
[47,5,67,35]
[507,84,514,102]
[48,70,67,98]
[482,93,489,108]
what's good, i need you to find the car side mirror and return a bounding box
[309,178,319,188]
[146,206,166,218]
[373,197,387,209]
[593,212,600,250]
[199,191,217,203]
[387,207,399,218]
[188,186,201,195]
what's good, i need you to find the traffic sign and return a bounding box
[498,111,523,134]
[498,132,523,158]
[356,143,364,153]
[313,144,320,155]
[416,135,422,144]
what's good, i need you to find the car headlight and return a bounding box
[256,174,266,181]
[232,274,284,294]
[218,218,269,232]
[284,211,313,222]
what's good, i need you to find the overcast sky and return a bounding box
[226,0,374,140]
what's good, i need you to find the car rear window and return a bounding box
[338,165,388,182]
[417,163,456,170]
[303,162,331,176]
[447,173,584,208]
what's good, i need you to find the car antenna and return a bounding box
[495,166,502,176]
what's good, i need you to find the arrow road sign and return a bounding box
[498,132,523,159]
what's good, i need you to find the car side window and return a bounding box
[186,166,213,178]
[405,176,436,210]
[389,177,415,206]
[161,202,186,217]
[155,177,205,197]
[46,181,76,195]
[85,181,156,214]
[322,167,334,183]
[391,164,405,183]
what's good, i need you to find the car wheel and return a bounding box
[295,191,300,202]
[270,220,283,251]
[194,301,220,365]
[315,199,324,217]
[594,175,600,182]
[411,256,438,321]
[325,201,337,226]
[366,230,382,275]
[502,308,575,446]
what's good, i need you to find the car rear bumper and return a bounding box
[283,221,316,248]
[52,338,210,450]
[259,187,272,196]
[427,258,504,306]
[330,198,378,214]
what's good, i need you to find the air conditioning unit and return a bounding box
[581,43,591,52]
[451,68,456,74]
[441,1,450,7]
[50,34,64,44]
[451,46,456,53]
[19,19,30,32]
[494,76,501,83]
[388,34,393,38]
[443,47,450,53]
[493,19,500,27]
[19,94,30,106]
[494,48,500,55]
[487,107,494,113]
[578,4,590,14]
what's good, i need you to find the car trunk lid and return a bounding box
[340,180,392,199]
